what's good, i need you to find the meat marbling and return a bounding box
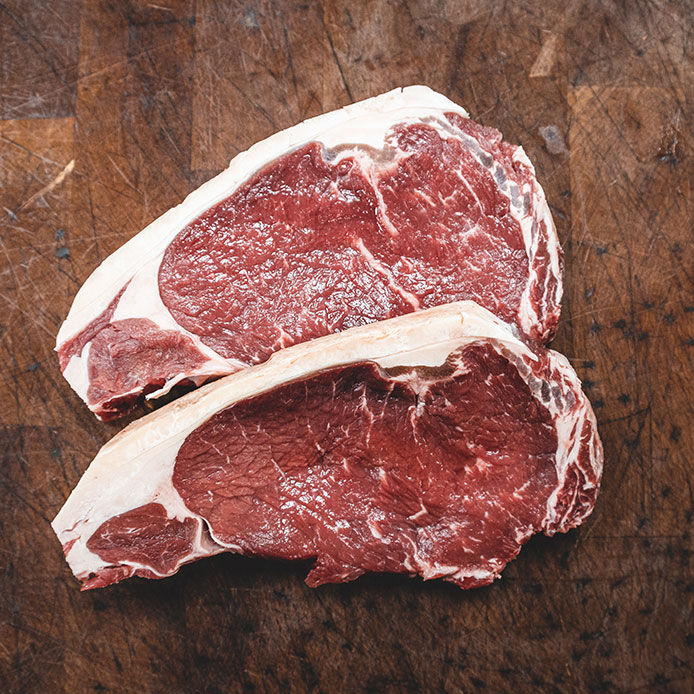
[56,86,562,420]
[52,302,602,591]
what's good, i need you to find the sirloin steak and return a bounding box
[52,303,602,591]
[56,86,562,420]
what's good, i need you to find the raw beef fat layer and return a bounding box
[52,303,601,591]
[56,86,562,420]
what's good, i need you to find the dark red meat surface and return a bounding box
[59,112,560,419]
[159,115,556,365]
[84,343,570,589]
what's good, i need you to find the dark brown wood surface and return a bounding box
[1,1,692,691]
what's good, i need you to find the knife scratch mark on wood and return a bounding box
[105,154,139,193]
[1,291,57,339]
[319,12,353,102]
[0,476,51,524]
[18,159,74,211]
[0,133,65,167]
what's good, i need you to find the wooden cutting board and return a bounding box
[1,1,691,691]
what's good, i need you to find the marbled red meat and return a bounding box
[51,305,601,591]
[159,118,550,364]
[165,347,559,588]
[55,88,561,419]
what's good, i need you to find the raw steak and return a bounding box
[52,303,602,591]
[56,86,562,420]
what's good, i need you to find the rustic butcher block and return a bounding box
[1,1,691,692]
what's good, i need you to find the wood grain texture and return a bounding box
[0,1,691,692]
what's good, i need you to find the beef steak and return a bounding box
[56,86,562,420]
[52,303,601,591]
